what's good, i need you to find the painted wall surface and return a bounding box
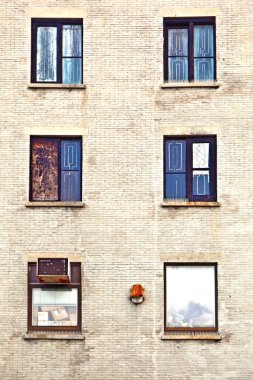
[0,1,252,379]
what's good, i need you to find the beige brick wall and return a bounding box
[0,0,252,379]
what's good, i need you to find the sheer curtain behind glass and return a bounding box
[62,25,82,84]
[37,27,57,82]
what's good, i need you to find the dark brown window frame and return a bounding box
[163,17,216,82]
[28,262,82,332]
[163,135,217,202]
[164,262,218,332]
[31,18,83,84]
[29,136,83,202]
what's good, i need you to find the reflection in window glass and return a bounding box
[37,27,57,82]
[32,288,78,327]
[193,143,209,168]
[166,265,216,328]
[193,170,210,195]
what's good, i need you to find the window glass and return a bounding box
[32,20,83,84]
[37,27,57,82]
[164,18,215,82]
[165,265,216,329]
[30,137,82,202]
[32,288,78,327]
[164,136,216,202]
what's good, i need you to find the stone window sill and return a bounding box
[25,201,85,208]
[23,333,85,340]
[161,333,222,341]
[28,83,86,89]
[161,200,221,207]
[161,82,220,89]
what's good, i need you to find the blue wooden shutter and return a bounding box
[60,140,81,201]
[168,29,188,82]
[194,26,214,81]
[165,140,186,199]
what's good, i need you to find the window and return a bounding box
[164,263,218,332]
[30,137,82,202]
[163,17,216,82]
[28,262,81,332]
[164,136,217,202]
[31,19,83,84]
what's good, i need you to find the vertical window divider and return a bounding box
[58,24,62,83]
[189,22,194,81]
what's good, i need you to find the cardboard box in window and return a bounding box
[69,313,77,322]
[50,307,69,321]
[41,306,58,312]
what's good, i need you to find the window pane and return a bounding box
[166,265,216,328]
[62,58,82,84]
[61,171,81,201]
[166,140,186,173]
[31,139,59,201]
[194,26,214,57]
[61,140,81,170]
[165,174,186,199]
[194,58,214,81]
[37,27,57,82]
[193,170,210,195]
[32,288,78,327]
[168,57,188,81]
[62,25,82,57]
[168,29,188,56]
[193,143,209,168]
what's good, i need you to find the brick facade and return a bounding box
[0,1,253,379]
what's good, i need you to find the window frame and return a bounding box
[31,18,83,84]
[28,262,82,332]
[163,135,217,202]
[163,17,216,82]
[29,136,83,202]
[164,262,218,332]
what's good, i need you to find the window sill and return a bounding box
[25,201,85,208]
[161,333,222,341]
[23,333,85,340]
[28,83,86,89]
[160,82,220,89]
[161,200,221,207]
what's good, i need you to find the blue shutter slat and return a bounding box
[165,174,186,199]
[165,140,186,173]
[61,171,81,201]
[61,140,81,170]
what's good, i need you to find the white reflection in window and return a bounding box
[193,143,209,168]
[166,265,215,328]
[37,27,57,82]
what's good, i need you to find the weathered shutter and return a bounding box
[60,140,81,201]
[165,140,186,199]
[31,138,59,201]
